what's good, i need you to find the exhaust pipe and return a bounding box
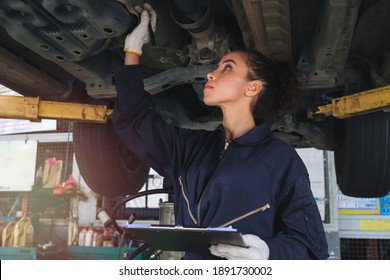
[170,0,227,64]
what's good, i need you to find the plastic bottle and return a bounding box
[2,220,17,247]
[102,227,109,247]
[95,228,104,247]
[107,227,115,247]
[103,227,114,247]
[84,227,94,247]
[11,217,34,247]
[78,227,87,246]
[0,221,5,246]
[13,217,25,247]
[92,228,98,247]
[24,218,34,247]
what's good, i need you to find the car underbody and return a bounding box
[0,0,389,197]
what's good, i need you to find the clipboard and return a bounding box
[123,224,247,252]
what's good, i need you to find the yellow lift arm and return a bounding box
[0,95,113,123]
[1,85,389,123]
[308,85,390,119]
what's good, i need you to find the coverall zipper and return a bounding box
[196,139,231,225]
[217,203,271,228]
[179,138,270,228]
[178,175,197,225]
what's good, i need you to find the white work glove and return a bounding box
[124,3,157,55]
[209,234,270,260]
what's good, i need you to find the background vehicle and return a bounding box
[0,0,389,197]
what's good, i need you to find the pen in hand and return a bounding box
[148,21,156,46]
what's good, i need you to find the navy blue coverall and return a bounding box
[113,64,329,260]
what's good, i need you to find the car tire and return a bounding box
[73,120,150,196]
[335,111,390,197]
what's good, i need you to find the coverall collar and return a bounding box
[217,120,273,146]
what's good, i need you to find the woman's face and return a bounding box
[203,51,252,107]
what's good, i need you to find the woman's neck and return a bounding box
[222,108,256,142]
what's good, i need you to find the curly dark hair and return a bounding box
[238,49,306,123]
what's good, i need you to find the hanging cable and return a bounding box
[109,189,173,260]
[110,189,173,235]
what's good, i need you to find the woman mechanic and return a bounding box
[112,4,329,260]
